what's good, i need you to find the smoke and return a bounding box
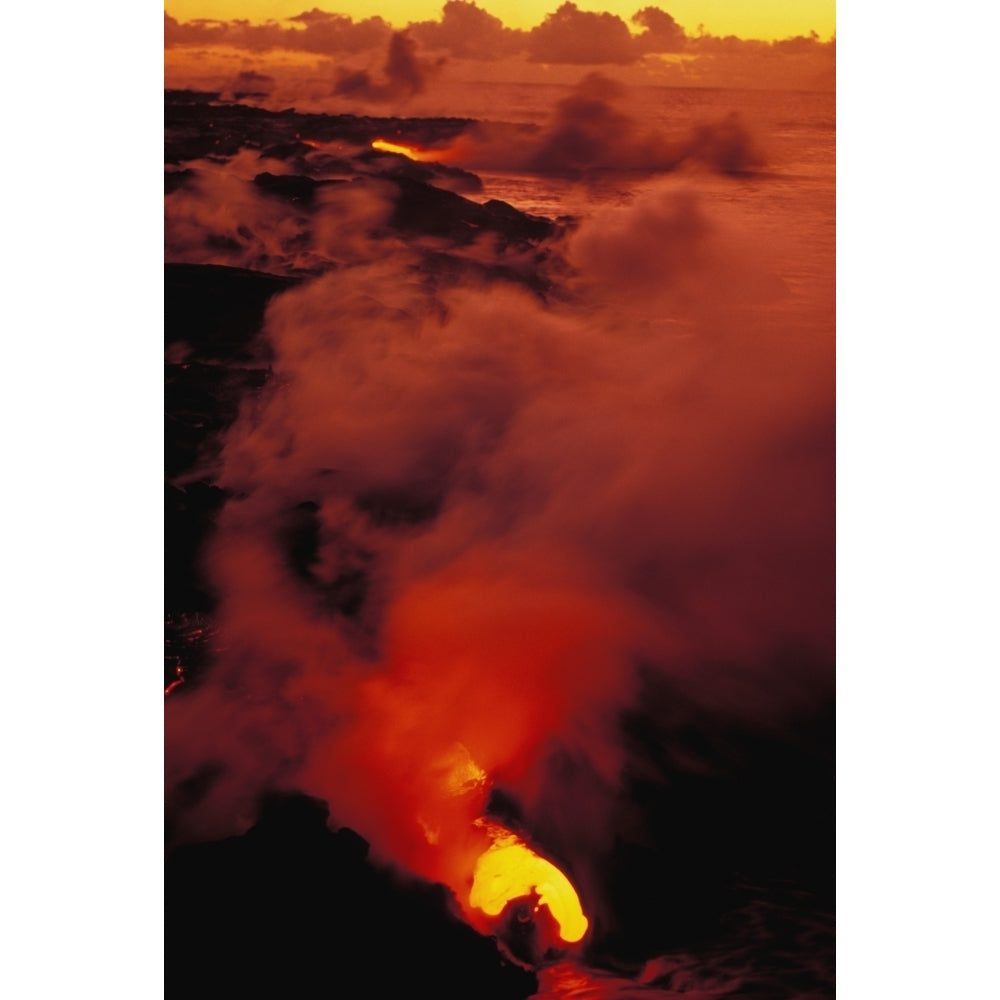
[165,128,833,943]
[164,150,402,273]
[334,30,442,103]
[445,73,763,176]
[226,70,275,101]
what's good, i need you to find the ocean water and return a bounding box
[464,84,835,306]
[396,82,835,354]
[405,83,832,203]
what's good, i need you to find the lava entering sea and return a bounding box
[165,82,835,1000]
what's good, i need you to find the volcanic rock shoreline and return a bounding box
[166,90,561,283]
[164,260,544,999]
[166,792,539,1000]
[165,92,565,999]
[165,89,555,241]
[166,88,481,165]
[165,91,564,680]
[164,86,565,674]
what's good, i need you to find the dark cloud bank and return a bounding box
[164,73,833,999]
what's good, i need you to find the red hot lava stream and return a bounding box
[470,821,588,945]
[417,744,590,949]
[371,137,450,162]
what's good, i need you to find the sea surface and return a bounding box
[410,83,832,224]
[411,82,835,344]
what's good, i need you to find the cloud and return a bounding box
[409,1,525,60]
[287,6,394,53]
[527,3,637,65]
[631,6,686,54]
[164,9,392,54]
[683,31,835,89]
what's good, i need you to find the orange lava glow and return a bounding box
[470,824,589,944]
[371,138,446,162]
[165,666,186,696]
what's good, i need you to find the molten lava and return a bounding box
[419,746,589,946]
[371,138,445,162]
[470,825,589,944]
[165,665,185,696]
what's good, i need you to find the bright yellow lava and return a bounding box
[470,831,589,943]
[371,138,443,162]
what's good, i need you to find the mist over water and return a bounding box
[165,77,834,998]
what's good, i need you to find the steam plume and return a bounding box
[334,30,441,103]
[165,162,833,940]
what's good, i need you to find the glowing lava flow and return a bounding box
[164,665,185,696]
[428,744,589,945]
[470,824,589,944]
[371,138,446,162]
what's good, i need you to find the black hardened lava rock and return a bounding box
[165,262,299,365]
[385,174,554,247]
[165,792,538,1000]
[165,262,298,688]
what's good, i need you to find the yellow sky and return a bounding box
[165,1,836,42]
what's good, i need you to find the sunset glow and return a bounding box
[165,1,836,96]
[165,2,835,42]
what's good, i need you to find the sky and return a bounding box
[164,1,836,42]
[165,0,837,96]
